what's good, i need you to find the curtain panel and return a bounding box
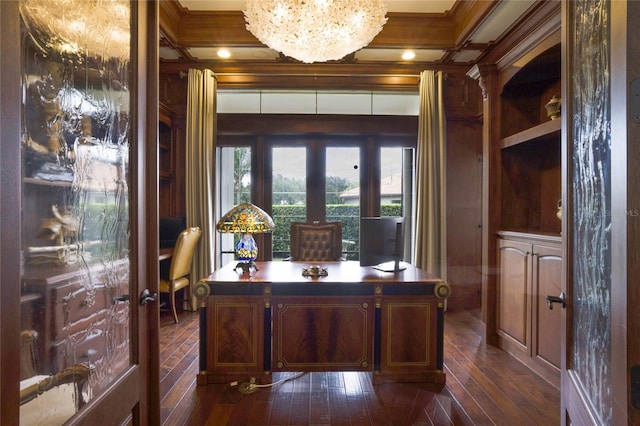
[413,70,447,279]
[185,69,217,309]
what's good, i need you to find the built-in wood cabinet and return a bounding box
[497,233,561,387]
[496,38,562,387]
[470,10,563,387]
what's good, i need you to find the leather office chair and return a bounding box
[160,226,202,323]
[289,221,343,261]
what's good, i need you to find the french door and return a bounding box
[561,1,638,424]
[217,137,415,263]
[1,1,157,424]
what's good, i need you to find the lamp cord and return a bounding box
[225,372,306,402]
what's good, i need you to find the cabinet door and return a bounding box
[532,243,562,370]
[497,239,531,351]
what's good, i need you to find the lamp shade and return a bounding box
[216,203,275,234]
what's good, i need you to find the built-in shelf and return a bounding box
[500,119,561,149]
[497,230,562,243]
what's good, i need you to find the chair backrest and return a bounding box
[169,227,202,280]
[290,221,342,261]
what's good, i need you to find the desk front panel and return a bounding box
[203,295,266,383]
[378,297,440,382]
[273,296,374,371]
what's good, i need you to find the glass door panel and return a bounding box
[326,147,360,260]
[380,147,414,260]
[272,147,306,259]
[218,146,252,265]
[19,0,132,423]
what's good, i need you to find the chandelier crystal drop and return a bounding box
[244,0,388,64]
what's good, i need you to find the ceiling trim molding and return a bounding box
[479,0,561,67]
[158,0,183,43]
[159,61,475,91]
[450,0,501,47]
[162,10,463,50]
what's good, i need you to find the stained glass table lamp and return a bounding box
[216,203,275,273]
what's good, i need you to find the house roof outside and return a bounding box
[340,172,402,200]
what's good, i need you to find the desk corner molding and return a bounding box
[434,281,451,300]
[193,281,211,300]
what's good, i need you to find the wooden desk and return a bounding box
[195,261,451,386]
[158,247,173,262]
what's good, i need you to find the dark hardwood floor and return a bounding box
[159,307,560,425]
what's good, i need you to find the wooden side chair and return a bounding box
[289,221,343,261]
[160,226,202,323]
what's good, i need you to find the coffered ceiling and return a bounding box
[158,0,558,90]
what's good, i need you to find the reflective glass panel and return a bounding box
[218,146,252,265]
[272,147,307,259]
[326,147,360,260]
[19,1,131,423]
[570,0,612,423]
[380,147,414,259]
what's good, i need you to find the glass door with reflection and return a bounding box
[326,147,360,260]
[272,146,307,259]
[18,0,138,423]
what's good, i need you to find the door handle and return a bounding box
[140,289,158,305]
[545,292,566,310]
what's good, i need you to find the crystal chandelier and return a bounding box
[244,0,388,64]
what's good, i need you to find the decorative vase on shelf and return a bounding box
[545,95,561,120]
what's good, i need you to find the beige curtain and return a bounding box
[413,70,447,279]
[185,68,217,309]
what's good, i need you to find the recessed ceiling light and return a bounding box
[217,49,231,58]
[401,50,416,60]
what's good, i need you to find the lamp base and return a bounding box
[234,261,259,274]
